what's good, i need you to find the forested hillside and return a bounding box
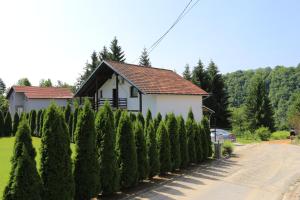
[224,64,300,130]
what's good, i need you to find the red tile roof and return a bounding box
[9,86,73,99]
[106,61,208,95]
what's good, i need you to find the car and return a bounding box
[210,129,236,142]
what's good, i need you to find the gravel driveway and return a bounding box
[127,142,300,200]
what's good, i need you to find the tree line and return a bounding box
[3,100,212,199]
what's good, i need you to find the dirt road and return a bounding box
[127,142,300,200]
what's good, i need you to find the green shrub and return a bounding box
[222,140,234,156]
[145,109,152,129]
[4,113,12,137]
[146,121,159,178]
[95,101,119,195]
[114,109,122,128]
[202,117,212,158]
[194,122,203,163]
[255,127,271,141]
[0,111,4,137]
[270,131,290,140]
[36,110,43,136]
[12,112,20,136]
[156,120,171,175]
[116,111,138,188]
[137,112,145,128]
[186,118,196,163]
[177,116,189,169]
[153,112,162,131]
[29,110,37,136]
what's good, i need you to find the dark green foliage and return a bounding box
[72,104,79,136]
[0,111,4,137]
[153,112,162,131]
[204,61,231,128]
[186,118,196,163]
[183,64,192,81]
[12,112,20,136]
[4,145,42,200]
[40,103,74,200]
[194,123,203,163]
[68,112,73,140]
[129,112,136,122]
[0,78,6,95]
[116,111,138,188]
[3,118,38,200]
[29,110,37,136]
[188,108,194,121]
[36,110,43,136]
[4,113,12,136]
[177,116,189,168]
[192,59,209,91]
[166,113,181,171]
[74,100,100,200]
[99,46,109,61]
[95,101,119,195]
[39,78,53,87]
[17,78,31,86]
[39,110,45,136]
[201,117,212,158]
[109,37,126,62]
[137,112,145,128]
[0,95,9,114]
[139,48,151,67]
[245,74,275,131]
[64,103,71,124]
[134,121,149,180]
[114,109,122,128]
[146,122,160,178]
[156,121,171,174]
[145,109,152,130]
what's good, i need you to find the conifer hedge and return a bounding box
[4,113,12,136]
[177,115,189,168]
[156,120,171,174]
[186,118,196,163]
[12,112,20,136]
[146,121,159,178]
[202,117,213,157]
[194,122,203,163]
[153,112,162,131]
[145,109,152,130]
[0,111,4,137]
[29,110,36,136]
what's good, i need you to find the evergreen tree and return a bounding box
[68,112,73,140]
[139,48,151,67]
[0,78,6,95]
[134,120,149,180]
[156,121,171,174]
[145,109,152,130]
[4,145,42,200]
[129,112,136,122]
[40,103,74,200]
[114,109,122,128]
[0,111,4,137]
[39,110,45,136]
[72,103,79,137]
[29,110,37,136]
[146,122,160,178]
[183,64,192,81]
[12,112,20,136]
[245,75,275,131]
[36,110,43,136]
[204,61,231,128]
[116,111,138,188]
[99,46,110,61]
[153,112,162,131]
[39,79,53,87]
[194,122,203,163]
[64,103,72,124]
[95,101,119,195]
[109,37,126,62]
[192,59,209,91]
[177,115,189,168]
[188,108,194,121]
[186,118,196,163]
[137,112,145,128]
[201,117,212,158]
[74,100,99,200]
[4,113,12,136]
[4,112,12,137]
[3,118,39,200]
[17,78,31,86]
[166,113,181,171]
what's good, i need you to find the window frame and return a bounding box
[130,86,138,98]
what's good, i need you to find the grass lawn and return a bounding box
[0,137,75,198]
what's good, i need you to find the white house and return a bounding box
[7,86,73,115]
[75,61,208,121]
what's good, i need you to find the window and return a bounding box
[130,86,138,98]
[100,90,103,98]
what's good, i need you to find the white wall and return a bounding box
[25,99,70,112]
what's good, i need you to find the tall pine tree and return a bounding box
[192,59,209,91]
[109,37,126,62]
[139,48,151,67]
[183,64,192,81]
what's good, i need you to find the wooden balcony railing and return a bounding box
[97,98,127,109]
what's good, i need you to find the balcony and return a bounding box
[97,98,127,109]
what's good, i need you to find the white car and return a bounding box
[210,129,236,142]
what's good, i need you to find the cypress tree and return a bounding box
[39,110,45,136]
[177,116,189,169]
[129,112,136,122]
[188,108,194,121]
[145,109,152,130]
[68,112,73,140]
[3,118,40,200]
[0,111,4,137]
[134,121,149,180]
[156,121,171,175]
[4,145,42,200]
[201,117,212,158]
[4,113,12,136]
[194,122,203,163]
[64,103,71,125]
[36,110,43,136]
[40,103,74,200]
[72,104,79,136]
[146,122,160,178]
[116,111,138,188]
[137,112,145,128]
[29,110,36,136]
[166,113,181,171]
[12,112,20,136]
[186,118,196,163]
[114,109,122,128]
[153,112,162,131]
[74,100,99,200]
[95,101,119,195]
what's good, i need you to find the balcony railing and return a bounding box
[97,98,127,109]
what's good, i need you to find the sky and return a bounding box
[0,0,299,87]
